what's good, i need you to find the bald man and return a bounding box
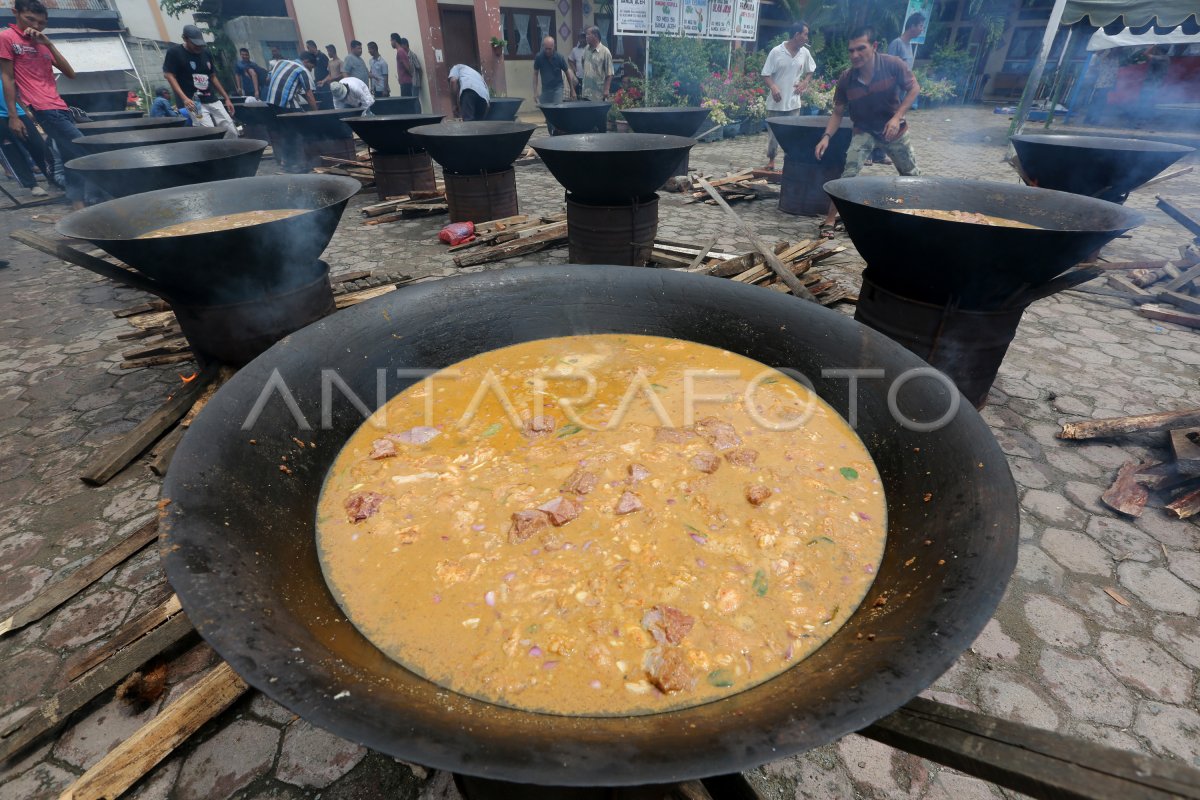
[533,35,574,133]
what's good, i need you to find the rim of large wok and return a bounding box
[824,175,1145,233]
[73,127,226,148]
[1011,133,1195,155]
[64,138,268,172]
[531,131,697,155]
[160,264,1019,786]
[54,173,361,243]
[408,120,537,139]
[343,114,446,151]
[74,116,186,133]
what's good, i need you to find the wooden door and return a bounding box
[439,6,480,72]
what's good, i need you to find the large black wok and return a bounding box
[73,126,225,155]
[408,121,535,174]
[825,176,1143,308]
[621,106,710,138]
[236,103,280,127]
[55,174,360,304]
[532,133,695,203]
[344,114,445,154]
[1010,134,1194,204]
[275,108,361,140]
[372,96,421,116]
[483,97,524,121]
[75,115,185,136]
[768,115,853,165]
[539,101,611,134]
[161,265,1018,786]
[61,89,127,113]
[65,139,268,198]
[85,110,145,122]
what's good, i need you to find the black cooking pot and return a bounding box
[824,176,1144,309]
[75,116,185,136]
[532,133,696,203]
[539,101,611,134]
[372,96,422,116]
[55,174,360,304]
[275,108,361,140]
[344,114,445,154]
[408,121,535,174]
[161,265,1018,786]
[483,97,524,121]
[84,110,145,122]
[73,126,226,155]
[620,106,710,138]
[60,89,127,113]
[1010,134,1194,204]
[768,116,853,165]
[65,139,268,199]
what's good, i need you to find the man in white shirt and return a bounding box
[330,76,374,113]
[448,63,489,120]
[761,22,816,171]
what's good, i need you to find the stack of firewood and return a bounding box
[662,170,777,205]
[1059,407,1200,520]
[1080,244,1200,331]
[360,188,448,224]
[313,151,374,185]
[450,213,568,267]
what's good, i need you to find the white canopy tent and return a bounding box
[1008,0,1200,137]
[1087,26,1200,51]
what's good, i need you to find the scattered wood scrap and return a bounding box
[513,145,540,166]
[1060,407,1200,523]
[1101,461,1152,517]
[314,149,374,186]
[453,220,568,267]
[676,170,778,205]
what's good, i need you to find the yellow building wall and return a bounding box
[289,0,350,55]
[346,0,433,110]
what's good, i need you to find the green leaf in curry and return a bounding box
[752,569,769,596]
[839,467,859,480]
[707,668,735,688]
[557,423,583,438]
[481,422,503,438]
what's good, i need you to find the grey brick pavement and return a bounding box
[0,106,1197,799]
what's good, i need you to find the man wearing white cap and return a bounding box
[329,76,374,114]
[163,24,237,138]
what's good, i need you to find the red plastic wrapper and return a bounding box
[438,221,475,246]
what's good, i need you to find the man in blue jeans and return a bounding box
[0,0,91,208]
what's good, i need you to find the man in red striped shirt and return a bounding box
[0,0,90,208]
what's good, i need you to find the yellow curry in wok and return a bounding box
[317,335,886,715]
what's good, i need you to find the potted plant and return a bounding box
[489,36,506,56]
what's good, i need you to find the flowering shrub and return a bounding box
[800,79,835,113]
[701,98,731,126]
[612,84,643,111]
[701,70,768,121]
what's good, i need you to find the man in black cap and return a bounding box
[163,24,238,138]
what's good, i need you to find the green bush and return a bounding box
[928,43,973,81]
[815,35,850,82]
[649,35,727,104]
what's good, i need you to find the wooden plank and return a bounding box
[79,365,217,486]
[58,661,247,800]
[121,337,191,361]
[1161,262,1200,294]
[686,238,718,271]
[1135,461,1197,492]
[1105,274,1149,296]
[1156,196,1200,238]
[696,177,818,303]
[10,231,166,298]
[453,224,568,268]
[1101,461,1152,517]
[335,284,397,309]
[1140,304,1200,330]
[0,612,194,762]
[113,300,171,318]
[1134,166,1193,192]
[330,269,373,284]
[1057,408,1200,440]
[66,595,183,682]
[1170,428,1200,475]
[861,696,1200,800]
[148,425,186,476]
[1160,290,1200,315]
[119,352,196,371]
[1166,483,1200,519]
[0,520,160,637]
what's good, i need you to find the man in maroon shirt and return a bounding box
[0,0,91,208]
[814,25,921,237]
[390,33,416,99]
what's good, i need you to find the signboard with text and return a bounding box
[615,0,650,34]
[615,0,756,40]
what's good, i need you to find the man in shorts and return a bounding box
[814,25,920,237]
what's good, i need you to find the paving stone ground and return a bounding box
[0,105,1197,799]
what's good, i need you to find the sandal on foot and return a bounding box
[818,222,837,239]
